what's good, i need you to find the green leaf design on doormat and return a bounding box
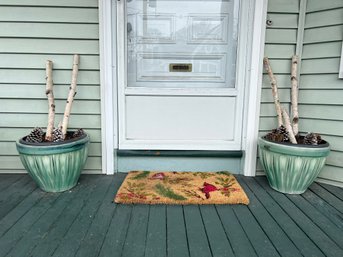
[131,171,150,180]
[217,171,232,176]
[155,184,187,201]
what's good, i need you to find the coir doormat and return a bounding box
[114,171,249,205]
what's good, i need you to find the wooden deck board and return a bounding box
[199,205,234,257]
[145,205,167,257]
[310,183,343,213]
[0,175,36,219]
[74,174,125,257]
[0,188,43,238]
[0,174,342,257]
[245,177,325,257]
[166,205,190,257]
[98,204,133,257]
[256,177,343,257]
[319,183,343,200]
[51,176,114,257]
[286,192,343,248]
[237,177,302,257]
[215,205,257,257]
[183,205,213,257]
[0,174,23,193]
[301,188,343,229]
[4,176,95,257]
[121,204,150,257]
[0,187,62,256]
[29,176,109,257]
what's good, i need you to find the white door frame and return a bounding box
[98,0,268,175]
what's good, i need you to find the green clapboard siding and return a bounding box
[300,3,343,184]
[0,0,102,174]
[259,0,343,184]
[260,0,299,138]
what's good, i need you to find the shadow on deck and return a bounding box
[0,173,342,257]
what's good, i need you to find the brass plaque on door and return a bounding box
[169,63,192,72]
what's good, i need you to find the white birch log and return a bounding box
[282,107,297,144]
[45,60,55,141]
[291,55,299,136]
[263,57,283,127]
[61,54,80,139]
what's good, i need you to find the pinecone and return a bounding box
[52,128,64,142]
[304,133,322,145]
[73,128,85,138]
[265,125,289,142]
[25,127,44,143]
[276,125,289,142]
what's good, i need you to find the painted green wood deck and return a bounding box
[0,173,342,257]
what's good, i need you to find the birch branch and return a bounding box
[61,54,80,139]
[282,107,297,144]
[45,60,55,141]
[263,57,283,127]
[291,55,299,136]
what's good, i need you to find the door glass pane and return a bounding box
[127,0,239,88]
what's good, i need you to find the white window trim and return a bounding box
[99,0,117,174]
[339,41,343,79]
[98,0,268,176]
[241,0,268,176]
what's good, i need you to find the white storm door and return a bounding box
[117,0,243,150]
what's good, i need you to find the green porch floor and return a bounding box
[0,173,342,257]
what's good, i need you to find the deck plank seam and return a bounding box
[230,204,259,257]
[118,205,134,257]
[238,178,282,257]
[319,183,343,201]
[181,206,191,257]
[95,203,120,257]
[25,176,98,257]
[245,177,306,256]
[287,193,343,249]
[143,205,151,257]
[255,178,330,257]
[0,187,42,237]
[0,175,24,193]
[165,205,168,257]
[50,175,114,257]
[198,205,214,257]
[213,205,235,256]
[0,192,63,256]
[309,186,343,215]
[301,189,343,230]
[94,193,120,256]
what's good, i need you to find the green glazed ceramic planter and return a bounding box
[258,137,330,194]
[16,133,90,192]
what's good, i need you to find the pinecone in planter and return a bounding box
[25,127,44,143]
[52,128,64,142]
[265,125,289,142]
[73,128,85,138]
[304,132,322,145]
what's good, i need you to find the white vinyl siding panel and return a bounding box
[0,0,101,174]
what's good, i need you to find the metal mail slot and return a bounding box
[169,63,192,72]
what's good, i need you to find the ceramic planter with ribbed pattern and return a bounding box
[258,137,330,194]
[16,133,89,192]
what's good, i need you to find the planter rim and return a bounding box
[16,133,90,155]
[258,136,330,157]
